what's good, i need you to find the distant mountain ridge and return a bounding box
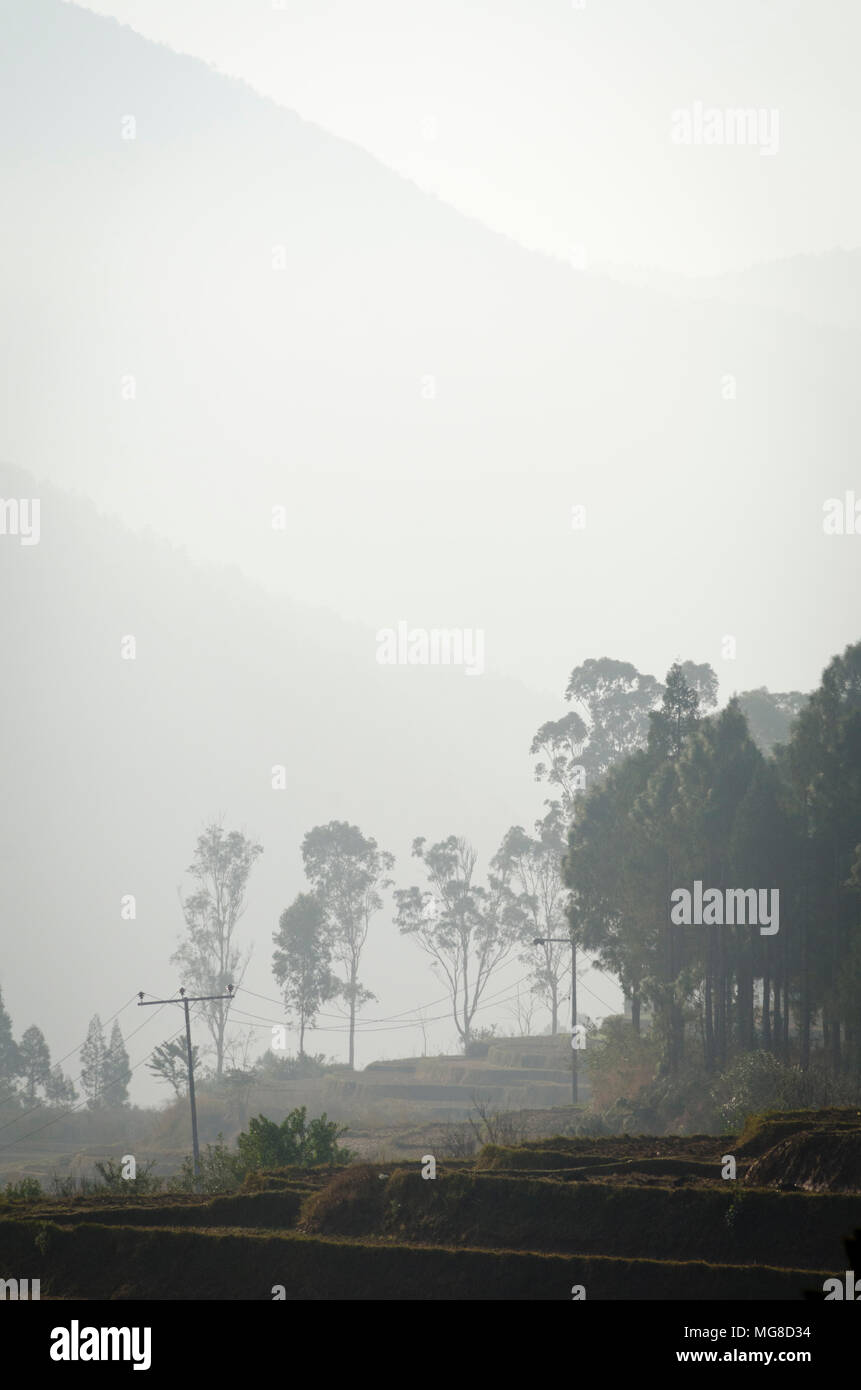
[0,0,857,699]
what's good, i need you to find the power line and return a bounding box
[138,985,233,1191]
[235,961,536,1032]
[228,973,549,1044]
[0,992,176,1130]
[0,992,143,1111]
[0,1018,189,1155]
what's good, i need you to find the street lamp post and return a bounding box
[533,936,579,1105]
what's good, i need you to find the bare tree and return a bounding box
[506,983,539,1037]
[494,808,570,1033]
[395,835,522,1051]
[173,818,263,1079]
[467,1093,530,1147]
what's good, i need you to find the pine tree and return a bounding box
[44,1064,78,1108]
[18,1025,51,1101]
[0,987,20,1089]
[648,662,701,759]
[103,1021,131,1107]
[80,1014,107,1110]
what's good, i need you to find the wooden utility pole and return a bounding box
[138,985,234,1190]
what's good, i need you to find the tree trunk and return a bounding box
[800,825,810,1069]
[717,931,728,1068]
[665,899,679,1076]
[462,938,470,1049]
[348,964,357,1069]
[762,973,771,1048]
[736,943,754,1052]
[216,1004,225,1080]
[704,933,715,1070]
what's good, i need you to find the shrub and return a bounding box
[586,1015,661,1111]
[466,1095,530,1147]
[168,1136,244,1194]
[254,1051,331,1080]
[48,1171,100,1197]
[93,1158,162,1194]
[236,1109,355,1171]
[464,1025,497,1059]
[434,1120,477,1159]
[167,1110,356,1194]
[603,1063,719,1135]
[3,1176,42,1202]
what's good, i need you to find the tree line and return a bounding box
[169,652,825,1079]
[5,647,845,1104]
[0,998,130,1110]
[564,643,861,1079]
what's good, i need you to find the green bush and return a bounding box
[168,1110,355,1194]
[237,1109,354,1170]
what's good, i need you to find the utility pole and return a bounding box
[138,984,234,1191]
[533,936,579,1104]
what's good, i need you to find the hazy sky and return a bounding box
[2,1,859,1108]
[72,0,861,275]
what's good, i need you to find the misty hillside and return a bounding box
[600,250,861,330]
[0,461,550,1078]
[2,0,861,1324]
[0,0,857,697]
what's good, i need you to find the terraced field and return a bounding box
[1,1109,858,1299]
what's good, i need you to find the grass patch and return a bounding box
[735,1107,861,1158]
